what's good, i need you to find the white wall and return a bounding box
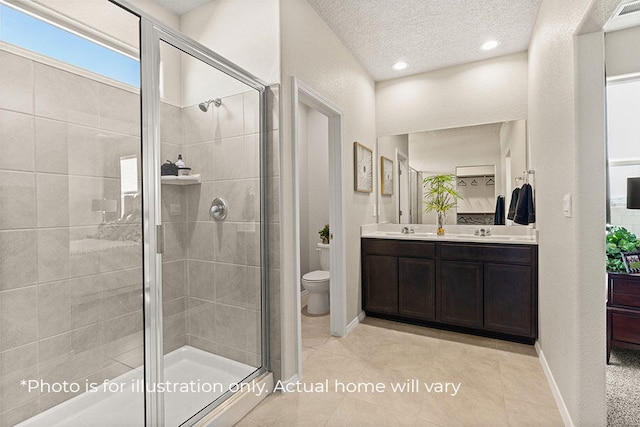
[528,0,610,424]
[377,134,408,224]
[279,0,377,381]
[605,25,640,78]
[376,52,528,137]
[180,0,280,104]
[298,103,329,275]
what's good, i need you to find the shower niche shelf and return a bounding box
[161,174,201,186]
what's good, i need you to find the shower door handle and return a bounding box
[156,224,165,254]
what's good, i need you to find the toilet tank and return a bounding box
[317,243,330,271]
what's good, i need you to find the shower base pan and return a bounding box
[18,346,256,427]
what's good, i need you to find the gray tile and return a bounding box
[243,223,261,267]
[215,303,247,351]
[266,84,279,131]
[161,185,186,222]
[188,221,216,261]
[35,118,69,174]
[163,334,186,355]
[163,260,186,301]
[0,51,34,114]
[215,179,260,222]
[163,311,186,340]
[161,102,182,145]
[214,222,244,264]
[0,230,37,291]
[161,142,181,168]
[0,366,39,415]
[0,171,36,230]
[246,309,262,355]
[0,287,38,351]
[215,343,247,365]
[183,142,214,181]
[187,334,216,354]
[0,342,38,377]
[37,228,100,284]
[214,263,246,307]
[102,311,143,344]
[215,93,244,139]
[102,133,141,179]
[163,222,187,262]
[212,136,248,180]
[67,125,104,177]
[163,297,185,318]
[36,173,70,227]
[0,110,35,171]
[182,104,213,144]
[186,181,215,222]
[99,83,140,136]
[34,63,99,127]
[100,268,143,320]
[1,397,41,426]
[37,280,73,339]
[186,298,216,342]
[68,176,105,226]
[187,260,215,301]
[98,236,143,273]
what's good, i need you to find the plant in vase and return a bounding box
[319,224,330,244]
[423,174,463,236]
[606,225,640,272]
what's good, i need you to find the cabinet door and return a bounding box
[398,257,436,320]
[363,255,398,314]
[440,260,483,327]
[484,263,532,336]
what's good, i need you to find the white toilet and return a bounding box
[302,243,330,315]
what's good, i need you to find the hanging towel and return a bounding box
[507,187,520,220]
[494,196,505,225]
[514,183,536,225]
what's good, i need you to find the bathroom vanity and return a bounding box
[361,226,538,344]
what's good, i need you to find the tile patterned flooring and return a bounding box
[238,313,564,426]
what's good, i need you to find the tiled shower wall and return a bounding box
[0,46,281,426]
[0,48,144,426]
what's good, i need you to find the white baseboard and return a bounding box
[345,311,366,335]
[535,342,574,427]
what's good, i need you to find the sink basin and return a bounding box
[384,231,436,236]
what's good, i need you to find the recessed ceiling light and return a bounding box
[481,40,500,51]
[393,61,408,70]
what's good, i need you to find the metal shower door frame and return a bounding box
[134,7,271,426]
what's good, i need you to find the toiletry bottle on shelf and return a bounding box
[175,154,185,168]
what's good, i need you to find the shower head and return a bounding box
[198,98,222,112]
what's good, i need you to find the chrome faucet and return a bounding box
[401,226,415,234]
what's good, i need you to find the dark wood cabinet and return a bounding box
[398,257,436,320]
[607,273,640,363]
[484,263,533,336]
[362,238,538,343]
[363,255,398,314]
[440,260,483,327]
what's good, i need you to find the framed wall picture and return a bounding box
[354,142,373,193]
[622,251,640,274]
[381,156,393,196]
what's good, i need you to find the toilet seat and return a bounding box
[302,270,330,282]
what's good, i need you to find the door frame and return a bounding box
[291,77,347,378]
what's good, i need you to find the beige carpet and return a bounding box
[607,347,640,426]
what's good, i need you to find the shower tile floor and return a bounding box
[18,346,255,427]
[239,315,564,426]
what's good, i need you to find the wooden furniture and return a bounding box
[607,273,640,363]
[362,238,538,343]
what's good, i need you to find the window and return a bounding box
[0,3,139,87]
[606,77,640,234]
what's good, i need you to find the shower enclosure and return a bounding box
[0,1,270,426]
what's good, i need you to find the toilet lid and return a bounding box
[303,270,330,282]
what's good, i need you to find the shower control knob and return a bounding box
[210,198,227,221]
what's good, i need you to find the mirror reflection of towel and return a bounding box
[507,188,520,220]
[494,196,505,225]
[514,183,535,225]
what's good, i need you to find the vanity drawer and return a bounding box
[440,243,533,264]
[361,238,435,258]
[610,310,640,344]
[609,276,640,309]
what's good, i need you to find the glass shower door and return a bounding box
[142,24,266,426]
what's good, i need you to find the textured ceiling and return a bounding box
[153,0,213,16]
[306,0,542,81]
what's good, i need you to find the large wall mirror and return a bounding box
[376,119,529,226]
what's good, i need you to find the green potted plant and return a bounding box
[423,174,463,236]
[606,225,640,272]
[319,224,330,244]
